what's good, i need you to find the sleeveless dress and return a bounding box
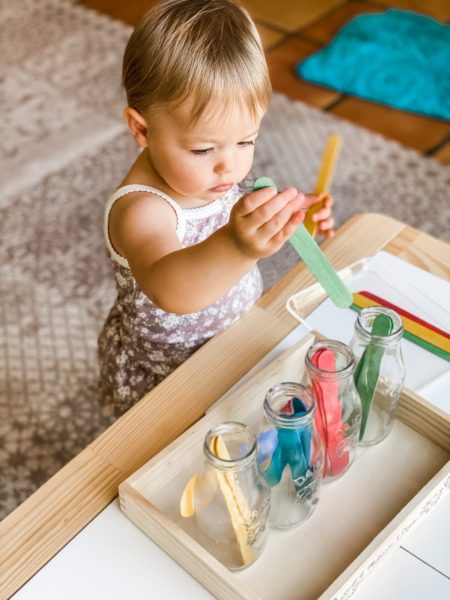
[98,184,263,416]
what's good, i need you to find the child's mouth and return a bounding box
[209,183,233,193]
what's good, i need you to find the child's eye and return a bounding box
[191,148,214,155]
[238,140,255,147]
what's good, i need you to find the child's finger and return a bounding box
[256,195,305,237]
[300,193,333,211]
[299,193,326,210]
[234,187,278,216]
[312,206,332,222]
[318,217,335,231]
[268,210,304,245]
[322,228,336,239]
[322,194,333,208]
[246,187,303,226]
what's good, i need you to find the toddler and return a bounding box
[98,0,334,416]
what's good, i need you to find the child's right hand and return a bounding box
[226,186,305,259]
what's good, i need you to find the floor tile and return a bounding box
[267,37,341,107]
[432,143,450,165]
[82,0,158,25]
[301,1,385,45]
[255,23,285,50]
[240,0,345,32]
[329,98,450,152]
[373,0,450,21]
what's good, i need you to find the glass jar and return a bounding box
[257,383,324,529]
[349,307,405,446]
[186,421,270,570]
[305,340,362,481]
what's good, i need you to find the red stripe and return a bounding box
[358,291,450,339]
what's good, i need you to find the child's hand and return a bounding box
[226,186,305,259]
[302,193,335,238]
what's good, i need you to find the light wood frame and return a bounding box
[118,335,450,600]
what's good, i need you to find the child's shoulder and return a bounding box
[110,185,178,225]
[108,185,180,258]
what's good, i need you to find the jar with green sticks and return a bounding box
[350,306,405,445]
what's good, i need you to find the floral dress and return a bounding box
[98,184,263,416]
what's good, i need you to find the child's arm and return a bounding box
[109,186,305,313]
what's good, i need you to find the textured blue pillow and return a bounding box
[296,9,450,121]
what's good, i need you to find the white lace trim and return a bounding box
[104,184,186,268]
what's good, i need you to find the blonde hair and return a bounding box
[122,0,271,120]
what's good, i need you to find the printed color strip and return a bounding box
[351,292,450,362]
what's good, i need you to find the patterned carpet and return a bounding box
[1,0,449,519]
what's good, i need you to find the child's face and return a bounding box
[144,99,266,202]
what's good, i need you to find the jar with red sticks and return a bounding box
[305,340,362,481]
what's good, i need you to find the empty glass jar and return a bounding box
[305,339,362,481]
[183,421,270,570]
[257,383,324,529]
[349,307,405,446]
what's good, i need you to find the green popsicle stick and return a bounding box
[354,314,394,439]
[253,176,277,190]
[252,177,353,308]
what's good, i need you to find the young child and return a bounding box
[98,0,334,416]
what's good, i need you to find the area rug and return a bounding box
[1,0,449,520]
[296,9,450,121]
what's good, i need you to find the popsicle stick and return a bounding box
[355,314,394,439]
[180,435,254,564]
[304,133,342,236]
[212,436,254,565]
[312,349,349,476]
[180,474,198,518]
[180,471,217,518]
[289,225,353,308]
[253,177,353,309]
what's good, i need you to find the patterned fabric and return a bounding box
[98,185,263,416]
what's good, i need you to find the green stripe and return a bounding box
[350,304,450,362]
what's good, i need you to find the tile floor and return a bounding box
[82,0,450,163]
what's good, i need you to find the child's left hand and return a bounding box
[302,193,335,238]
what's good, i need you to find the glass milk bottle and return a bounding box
[183,422,270,570]
[257,383,324,529]
[305,340,362,481]
[349,307,405,446]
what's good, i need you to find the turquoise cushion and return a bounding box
[296,10,450,121]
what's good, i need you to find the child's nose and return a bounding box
[214,151,236,175]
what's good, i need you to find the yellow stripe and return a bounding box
[352,294,450,353]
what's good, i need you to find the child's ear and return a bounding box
[123,108,149,147]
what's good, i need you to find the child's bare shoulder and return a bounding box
[109,190,179,259]
[111,190,177,229]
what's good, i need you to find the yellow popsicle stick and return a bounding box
[180,474,198,518]
[180,471,217,518]
[212,435,254,565]
[179,435,255,565]
[303,133,342,236]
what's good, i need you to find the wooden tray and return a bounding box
[119,332,450,600]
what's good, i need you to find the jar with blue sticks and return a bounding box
[257,383,324,529]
